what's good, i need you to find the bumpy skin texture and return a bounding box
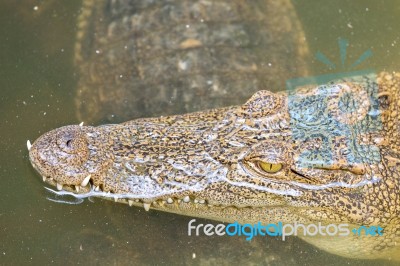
[30,72,400,260]
[74,0,309,123]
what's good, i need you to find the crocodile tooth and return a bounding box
[167,198,173,204]
[79,122,84,127]
[114,196,118,202]
[80,174,91,187]
[75,186,80,192]
[134,199,139,202]
[177,199,181,203]
[143,203,151,211]
[199,199,205,204]
[194,199,198,204]
[42,176,47,182]
[56,183,63,190]
[94,186,100,192]
[128,200,134,206]
[27,140,32,151]
[183,196,190,203]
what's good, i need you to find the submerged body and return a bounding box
[29,72,400,260]
[75,0,309,123]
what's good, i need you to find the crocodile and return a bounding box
[28,72,400,260]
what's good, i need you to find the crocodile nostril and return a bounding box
[66,139,72,147]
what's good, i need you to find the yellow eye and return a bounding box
[258,161,283,173]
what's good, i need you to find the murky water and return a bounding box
[1,0,399,265]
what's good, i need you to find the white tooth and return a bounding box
[167,198,173,204]
[106,191,111,196]
[42,176,47,182]
[143,203,151,211]
[80,174,91,187]
[183,196,190,203]
[75,186,80,192]
[134,199,139,202]
[194,199,198,204]
[79,122,84,127]
[27,140,32,151]
[56,183,63,190]
[128,200,134,206]
[177,199,181,203]
[114,196,118,202]
[199,199,205,204]
[94,186,100,192]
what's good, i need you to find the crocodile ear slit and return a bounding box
[241,90,283,117]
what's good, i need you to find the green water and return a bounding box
[1,0,399,265]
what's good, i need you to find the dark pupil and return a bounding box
[66,139,72,147]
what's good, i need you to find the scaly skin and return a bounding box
[29,72,400,260]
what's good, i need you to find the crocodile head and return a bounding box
[28,72,400,260]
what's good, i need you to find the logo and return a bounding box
[285,38,381,171]
[188,219,384,241]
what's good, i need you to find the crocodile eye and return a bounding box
[258,162,283,173]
